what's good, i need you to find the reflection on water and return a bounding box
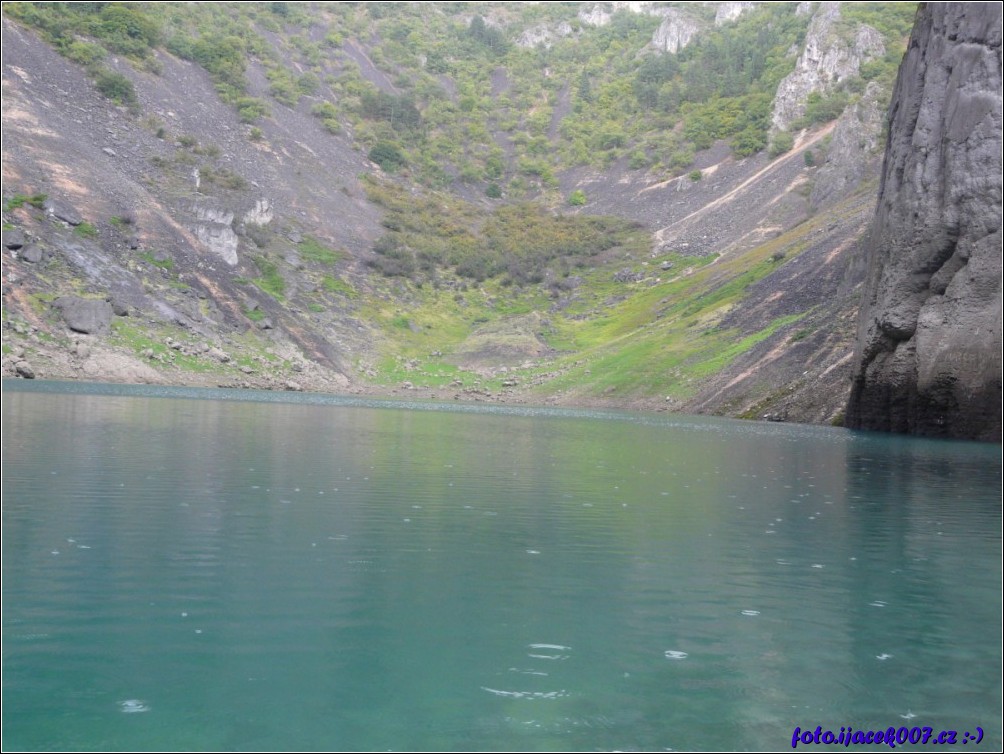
[3,380,1001,751]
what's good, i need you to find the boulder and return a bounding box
[109,297,130,317]
[3,228,25,249]
[43,198,82,226]
[54,296,113,334]
[15,360,35,379]
[20,244,43,263]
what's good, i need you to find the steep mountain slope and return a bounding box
[2,2,916,425]
[846,3,1002,441]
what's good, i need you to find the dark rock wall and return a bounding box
[847,3,1002,441]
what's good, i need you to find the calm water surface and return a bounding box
[2,381,1001,751]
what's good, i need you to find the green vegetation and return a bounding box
[321,274,356,297]
[368,141,407,171]
[4,2,913,185]
[73,222,98,238]
[5,194,47,211]
[1,2,912,408]
[364,178,644,286]
[140,252,174,270]
[298,236,342,265]
[198,165,247,190]
[252,255,285,300]
[93,68,137,106]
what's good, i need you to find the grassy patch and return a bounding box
[252,256,286,300]
[5,194,48,211]
[139,252,174,270]
[299,236,343,265]
[110,321,217,373]
[321,274,356,297]
[73,222,99,238]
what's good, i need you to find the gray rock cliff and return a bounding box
[846,3,1002,441]
[772,2,884,132]
[650,9,702,54]
[809,80,885,209]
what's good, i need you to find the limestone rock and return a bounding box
[3,228,25,249]
[578,5,612,28]
[715,2,757,26]
[651,9,701,54]
[243,198,273,226]
[109,297,130,317]
[15,360,35,379]
[846,3,1003,441]
[54,296,113,335]
[771,2,884,131]
[43,198,82,226]
[192,203,238,266]
[516,21,574,49]
[20,244,43,263]
[810,81,885,208]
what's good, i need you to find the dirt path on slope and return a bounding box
[653,123,836,248]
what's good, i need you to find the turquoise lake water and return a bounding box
[2,381,1001,751]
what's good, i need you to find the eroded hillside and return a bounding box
[2,2,914,424]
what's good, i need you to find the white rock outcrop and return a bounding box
[650,9,702,54]
[516,21,574,49]
[192,204,238,266]
[243,198,273,226]
[771,2,884,131]
[715,2,757,26]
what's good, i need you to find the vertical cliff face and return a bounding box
[847,3,1003,441]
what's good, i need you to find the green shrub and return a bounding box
[199,166,247,190]
[93,68,137,106]
[688,170,703,182]
[628,150,649,170]
[769,131,795,158]
[801,91,849,126]
[236,97,269,123]
[567,189,587,206]
[368,141,407,171]
[485,182,502,199]
[64,39,105,67]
